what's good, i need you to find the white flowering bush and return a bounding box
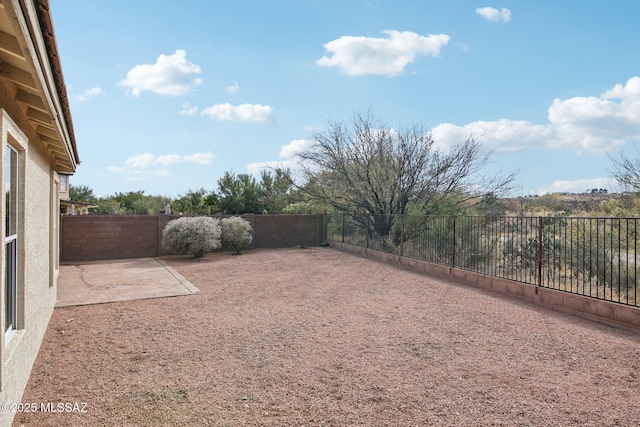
[221,216,253,255]
[162,216,222,259]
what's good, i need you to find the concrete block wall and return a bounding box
[251,214,325,248]
[61,216,160,261]
[61,214,326,262]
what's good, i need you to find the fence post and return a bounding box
[451,216,456,268]
[400,214,405,257]
[537,217,543,286]
[366,216,370,249]
[156,215,160,257]
[322,211,328,244]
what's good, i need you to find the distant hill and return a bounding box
[503,191,634,216]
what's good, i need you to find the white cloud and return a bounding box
[431,120,556,153]
[602,76,640,98]
[538,178,616,195]
[316,30,450,76]
[201,103,275,124]
[154,154,183,166]
[110,152,215,179]
[547,77,640,153]
[125,153,156,169]
[246,160,290,176]
[279,139,312,159]
[430,76,640,155]
[246,139,312,176]
[180,102,198,116]
[184,152,215,164]
[476,7,511,23]
[74,86,105,102]
[125,152,215,169]
[118,49,203,97]
[226,82,239,93]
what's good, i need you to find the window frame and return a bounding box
[4,145,18,339]
[59,174,68,193]
[1,111,27,346]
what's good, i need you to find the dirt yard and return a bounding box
[14,248,640,426]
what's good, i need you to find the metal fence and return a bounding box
[327,213,639,307]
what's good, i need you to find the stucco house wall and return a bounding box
[0,107,58,421]
[0,1,78,426]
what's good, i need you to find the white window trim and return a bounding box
[50,172,60,287]
[1,110,27,348]
[4,145,18,342]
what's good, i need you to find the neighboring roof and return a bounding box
[59,199,97,209]
[0,0,79,173]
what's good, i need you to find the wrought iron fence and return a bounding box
[327,213,639,307]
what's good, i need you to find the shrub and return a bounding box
[162,216,221,259]
[221,216,253,255]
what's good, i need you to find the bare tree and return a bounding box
[609,147,640,191]
[291,110,515,237]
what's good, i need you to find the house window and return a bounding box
[4,146,17,337]
[59,175,68,193]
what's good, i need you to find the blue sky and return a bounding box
[50,0,640,198]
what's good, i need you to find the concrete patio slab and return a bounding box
[56,257,200,307]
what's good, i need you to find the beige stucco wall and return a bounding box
[0,107,58,425]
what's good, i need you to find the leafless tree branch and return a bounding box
[289,110,516,235]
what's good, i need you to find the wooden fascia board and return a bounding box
[6,0,77,171]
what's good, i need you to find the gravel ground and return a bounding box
[14,247,640,426]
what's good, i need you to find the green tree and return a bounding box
[259,169,296,213]
[597,193,640,216]
[112,191,146,214]
[215,171,264,214]
[132,195,172,215]
[95,191,171,214]
[173,188,215,214]
[69,184,97,204]
[96,198,125,214]
[281,201,325,214]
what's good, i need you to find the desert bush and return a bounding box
[564,218,639,302]
[221,216,253,254]
[162,216,221,258]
